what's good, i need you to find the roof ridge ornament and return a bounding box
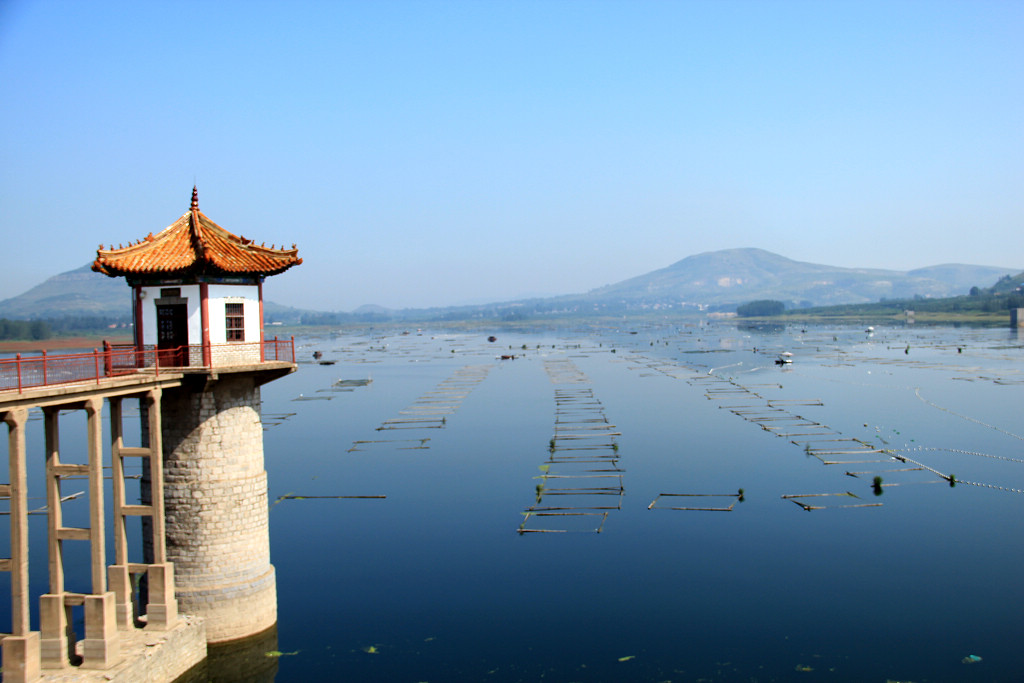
[191,185,199,211]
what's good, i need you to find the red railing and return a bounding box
[0,337,295,394]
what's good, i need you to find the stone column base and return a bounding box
[145,563,178,630]
[38,594,71,669]
[80,592,121,670]
[108,565,134,630]
[1,631,41,683]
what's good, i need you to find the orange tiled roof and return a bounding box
[93,187,302,278]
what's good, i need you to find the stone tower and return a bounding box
[93,188,300,642]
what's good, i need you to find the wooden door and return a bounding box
[156,304,189,366]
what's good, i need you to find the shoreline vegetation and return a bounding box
[0,334,133,353]
[1,311,1015,354]
[774,311,1011,325]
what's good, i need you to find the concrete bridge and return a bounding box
[1,340,295,682]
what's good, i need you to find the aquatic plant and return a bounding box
[872,476,883,496]
[737,488,745,502]
[949,473,957,488]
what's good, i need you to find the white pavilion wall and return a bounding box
[207,284,261,366]
[137,283,262,366]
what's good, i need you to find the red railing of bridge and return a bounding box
[0,337,296,394]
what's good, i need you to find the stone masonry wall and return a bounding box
[159,374,277,643]
[209,342,261,367]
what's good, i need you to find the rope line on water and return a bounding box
[914,388,1024,442]
[901,445,1024,465]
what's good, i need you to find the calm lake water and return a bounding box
[255,323,1024,682]
[5,322,1024,682]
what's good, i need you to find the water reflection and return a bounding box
[175,625,278,683]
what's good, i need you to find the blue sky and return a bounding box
[1,0,1021,311]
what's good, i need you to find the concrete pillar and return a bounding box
[3,409,32,635]
[2,407,42,682]
[158,373,276,643]
[84,398,107,595]
[40,409,70,669]
[111,390,177,632]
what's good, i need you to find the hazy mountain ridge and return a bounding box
[579,249,1016,309]
[0,265,128,318]
[0,250,1018,322]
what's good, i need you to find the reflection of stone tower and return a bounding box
[93,188,300,642]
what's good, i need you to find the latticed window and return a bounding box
[225,303,245,341]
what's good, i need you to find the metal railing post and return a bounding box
[42,349,48,386]
[94,348,101,384]
[16,353,22,393]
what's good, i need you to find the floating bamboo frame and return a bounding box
[647,492,741,511]
[347,438,430,452]
[521,359,624,532]
[518,510,609,534]
[351,364,491,450]
[781,491,883,511]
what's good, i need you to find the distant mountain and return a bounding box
[906,264,1022,294]
[576,248,1016,310]
[0,264,129,318]
[2,251,1018,323]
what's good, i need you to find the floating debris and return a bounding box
[334,378,373,387]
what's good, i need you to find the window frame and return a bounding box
[225,302,245,342]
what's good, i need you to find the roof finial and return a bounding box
[191,185,199,211]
